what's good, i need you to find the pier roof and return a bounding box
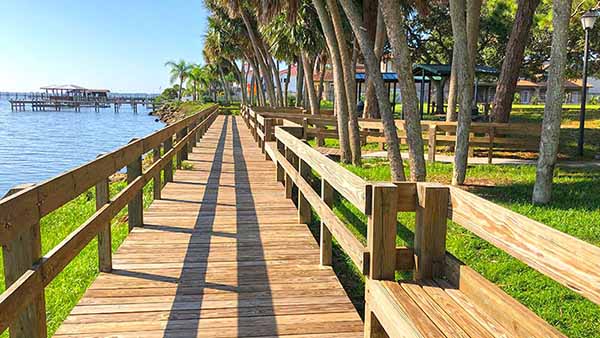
[40,85,110,93]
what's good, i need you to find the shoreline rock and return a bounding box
[150,102,186,125]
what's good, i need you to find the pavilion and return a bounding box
[40,85,110,101]
[355,63,499,118]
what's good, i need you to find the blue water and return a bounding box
[0,98,164,196]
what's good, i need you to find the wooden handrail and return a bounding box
[0,105,219,335]
[273,146,369,272]
[274,126,371,214]
[246,107,541,165]
[242,104,600,337]
[0,106,218,246]
[448,186,600,305]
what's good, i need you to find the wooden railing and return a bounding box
[0,105,219,338]
[242,105,600,337]
[245,108,541,163]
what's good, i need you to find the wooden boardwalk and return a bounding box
[54,115,363,337]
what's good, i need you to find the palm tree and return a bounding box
[186,65,204,101]
[165,60,192,101]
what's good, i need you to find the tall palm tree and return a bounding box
[165,59,192,101]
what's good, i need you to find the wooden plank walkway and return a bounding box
[54,115,363,337]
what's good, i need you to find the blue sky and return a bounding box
[0,0,209,93]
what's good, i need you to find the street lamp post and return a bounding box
[578,10,598,157]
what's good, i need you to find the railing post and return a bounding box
[127,140,143,231]
[276,139,285,183]
[302,118,309,140]
[176,129,184,169]
[189,121,196,151]
[153,146,162,200]
[95,175,111,272]
[2,184,47,338]
[488,126,495,164]
[320,179,334,266]
[264,118,273,159]
[428,124,437,163]
[164,136,174,182]
[196,116,202,143]
[317,128,325,147]
[253,114,259,143]
[181,126,189,161]
[364,183,398,338]
[284,147,294,199]
[298,159,312,224]
[414,183,449,280]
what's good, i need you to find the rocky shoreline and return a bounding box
[149,102,186,125]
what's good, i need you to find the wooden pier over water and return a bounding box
[8,96,158,113]
[1,105,599,337]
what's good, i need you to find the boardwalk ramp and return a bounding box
[53,115,363,337]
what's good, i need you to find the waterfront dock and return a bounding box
[9,97,157,112]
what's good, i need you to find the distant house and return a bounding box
[514,79,590,104]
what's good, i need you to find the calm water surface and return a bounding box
[0,98,164,196]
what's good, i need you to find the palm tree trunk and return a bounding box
[270,56,285,106]
[229,60,245,104]
[532,0,572,204]
[301,52,321,115]
[447,62,458,121]
[317,54,327,102]
[261,40,284,106]
[313,0,352,163]
[492,0,541,123]
[327,0,361,165]
[296,58,305,107]
[363,6,386,119]
[380,0,426,181]
[248,57,265,106]
[284,63,292,106]
[240,10,277,107]
[450,0,476,185]
[435,78,445,114]
[338,0,405,180]
[178,77,183,101]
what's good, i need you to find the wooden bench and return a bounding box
[242,105,600,338]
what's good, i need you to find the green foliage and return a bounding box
[513,92,521,104]
[155,85,179,103]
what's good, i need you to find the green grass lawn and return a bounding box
[177,101,217,116]
[306,159,600,337]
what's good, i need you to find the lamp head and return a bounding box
[581,10,599,30]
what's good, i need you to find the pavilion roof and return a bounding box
[40,84,88,91]
[412,64,500,77]
[355,72,442,83]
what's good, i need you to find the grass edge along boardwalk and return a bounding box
[52,115,363,337]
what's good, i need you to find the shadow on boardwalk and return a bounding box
[161,116,278,337]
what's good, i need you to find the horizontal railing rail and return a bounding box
[0,105,219,337]
[241,105,600,338]
[243,107,541,163]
